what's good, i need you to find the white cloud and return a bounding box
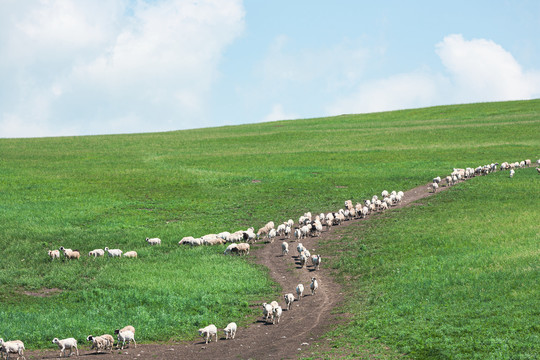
[0,0,245,138]
[261,104,298,123]
[326,34,540,116]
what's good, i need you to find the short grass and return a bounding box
[307,168,539,359]
[0,99,538,349]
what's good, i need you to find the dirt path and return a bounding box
[24,181,452,360]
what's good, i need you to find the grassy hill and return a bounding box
[0,99,538,354]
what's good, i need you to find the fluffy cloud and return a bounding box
[0,0,245,138]
[327,34,540,116]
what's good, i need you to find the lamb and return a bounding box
[284,293,295,310]
[178,236,196,245]
[296,283,304,300]
[286,219,294,229]
[115,329,136,349]
[310,277,319,295]
[311,254,321,270]
[52,337,78,357]
[0,338,25,360]
[86,335,108,353]
[272,305,283,324]
[430,182,439,193]
[223,322,237,340]
[294,228,302,241]
[99,334,114,351]
[524,159,531,167]
[146,237,161,245]
[88,249,105,257]
[123,251,138,258]
[510,169,515,178]
[381,190,389,198]
[313,221,323,237]
[104,247,122,257]
[282,241,289,256]
[198,325,218,344]
[262,303,274,323]
[300,225,310,238]
[48,249,60,260]
[59,246,80,260]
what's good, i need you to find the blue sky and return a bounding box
[1,0,539,138]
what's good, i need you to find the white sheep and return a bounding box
[0,338,25,360]
[311,254,321,270]
[430,182,439,193]
[310,277,319,295]
[267,228,277,243]
[510,169,515,178]
[296,283,304,300]
[146,237,161,245]
[86,335,108,353]
[198,325,218,344]
[48,249,60,260]
[276,224,286,237]
[59,246,80,260]
[284,225,292,239]
[281,241,289,256]
[296,243,304,256]
[294,228,302,241]
[123,251,137,258]
[104,247,122,257]
[235,243,250,255]
[284,293,295,310]
[88,249,105,257]
[273,305,283,325]
[99,334,114,351]
[270,300,279,310]
[262,303,273,323]
[299,253,307,268]
[52,337,78,357]
[223,322,237,340]
[115,329,136,349]
[224,243,238,255]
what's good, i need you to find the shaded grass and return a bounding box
[310,168,539,359]
[0,99,538,349]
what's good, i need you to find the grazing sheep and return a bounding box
[116,325,135,334]
[284,293,295,310]
[310,277,319,295]
[302,249,311,259]
[296,283,304,300]
[282,241,289,256]
[123,251,137,258]
[223,322,237,340]
[294,228,302,241]
[115,329,136,349]
[198,325,218,344]
[300,225,310,238]
[88,249,105,257]
[59,247,80,260]
[235,243,250,255]
[299,253,307,268]
[510,169,515,178]
[276,224,286,237]
[52,337,78,358]
[224,243,238,255]
[262,303,273,323]
[104,247,122,257]
[312,254,321,270]
[430,182,439,193]
[273,305,283,325]
[0,338,25,360]
[284,225,292,239]
[146,237,161,245]
[86,335,108,353]
[48,249,60,260]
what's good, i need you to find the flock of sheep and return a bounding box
[0,326,135,359]
[3,157,537,358]
[47,238,162,262]
[429,158,539,192]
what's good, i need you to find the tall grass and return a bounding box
[0,99,538,348]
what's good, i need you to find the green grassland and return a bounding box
[0,99,538,353]
[308,167,539,359]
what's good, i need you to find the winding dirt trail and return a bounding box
[24,181,452,360]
